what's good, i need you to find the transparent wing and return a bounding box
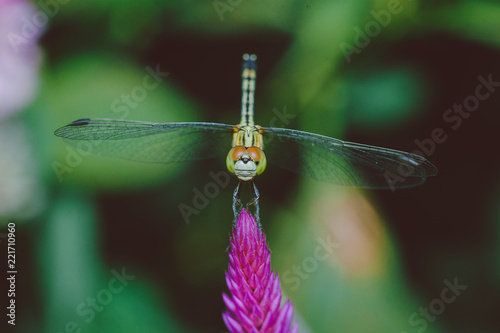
[54,118,235,163]
[261,127,438,189]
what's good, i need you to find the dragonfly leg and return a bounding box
[247,181,261,228]
[232,182,243,224]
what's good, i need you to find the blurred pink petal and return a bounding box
[0,0,43,118]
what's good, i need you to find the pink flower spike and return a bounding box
[222,209,297,332]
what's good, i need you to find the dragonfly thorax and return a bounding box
[226,146,267,181]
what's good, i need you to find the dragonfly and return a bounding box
[55,53,437,223]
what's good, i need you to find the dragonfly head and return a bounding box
[226,146,267,181]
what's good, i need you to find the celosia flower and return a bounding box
[222,209,298,333]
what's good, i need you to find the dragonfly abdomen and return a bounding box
[240,53,257,127]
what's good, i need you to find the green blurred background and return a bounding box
[1,0,500,332]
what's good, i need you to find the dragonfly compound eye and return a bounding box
[226,146,246,174]
[247,147,267,175]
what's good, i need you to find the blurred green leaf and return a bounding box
[86,280,187,333]
[32,53,201,190]
[347,67,427,130]
[38,191,188,333]
[430,1,500,49]
[38,191,104,331]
